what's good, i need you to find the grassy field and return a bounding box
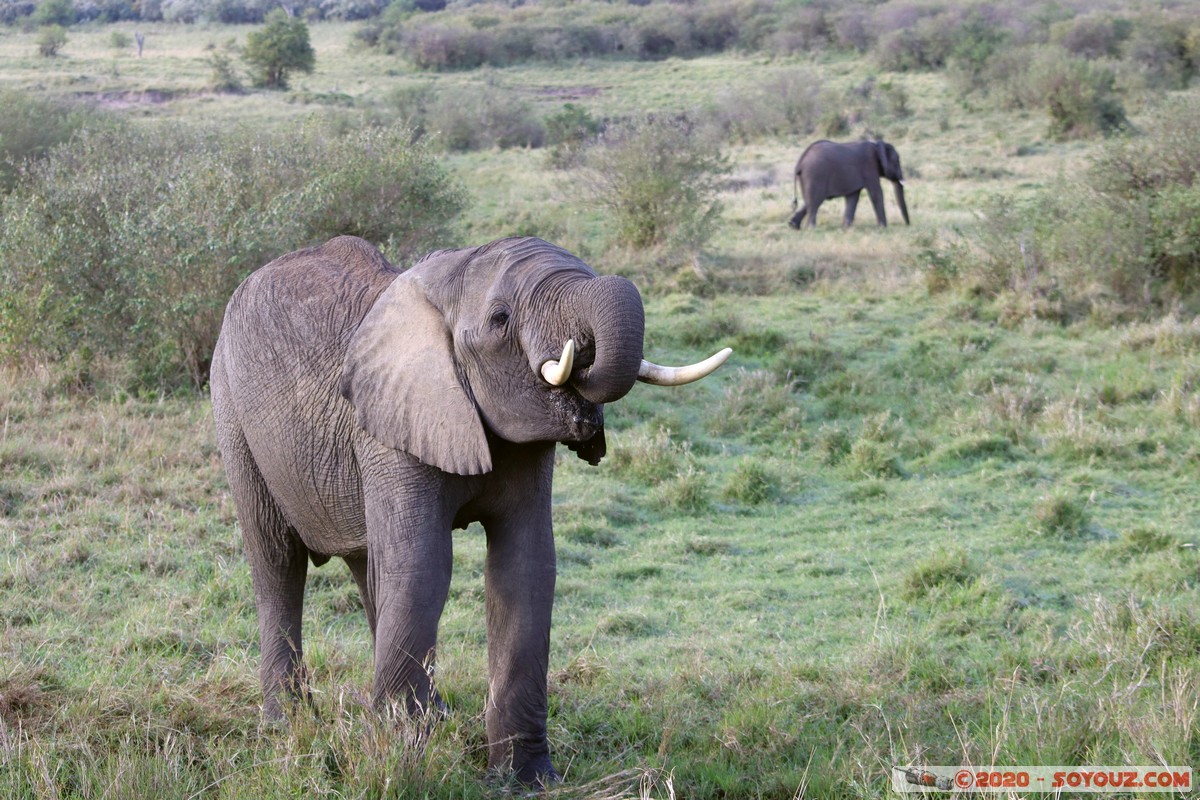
[1,17,1199,800]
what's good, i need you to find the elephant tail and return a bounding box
[792,169,799,211]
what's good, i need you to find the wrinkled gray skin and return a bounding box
[210,235,650,786]
[788,139,910,229]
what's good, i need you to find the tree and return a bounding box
[243,9,315,90]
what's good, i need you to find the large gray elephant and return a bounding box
[209,235,730,785]
[787,139,910,229]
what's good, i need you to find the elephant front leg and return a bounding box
[867,182,888,226]
[482,494,559,784]
[362,468,456,715]
[370,556,452,714]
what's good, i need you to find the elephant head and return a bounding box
[340,237,728,474]
[875,140,910,225]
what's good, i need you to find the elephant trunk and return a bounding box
[570,275,645,404]
[894,181,910,225]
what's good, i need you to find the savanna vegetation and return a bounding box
[1,0,1199,797]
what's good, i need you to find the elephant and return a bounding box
[787,139,910,229]
[209,235,730,785]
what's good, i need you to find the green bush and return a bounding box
[722,459,778,505]
[607,427,689,486]
[902,550,976,601]
[709,369,801,441]
[1050,13,1130,59]
[382,82,544,152]
[585,115,727,251]
[543,103,602,169]
[843,412,907,479]
[0,90,108,194]
[35,24,67,56]
[0,122,464,390]
[945,95,1200,318]
[1030,491,1090,538]
[1039,55,1127,140]
[424,83,544,151]
[206,51,244,92]
[655,465,711,515]
[982,45,1127,139]
[243,9,315,89]
[945,12,1011,95]
[32,0,74,26]
[1119,15,1197,90]
[703,67,825,143]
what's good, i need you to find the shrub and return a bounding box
[424,83,544,151]
[0,90,106,194]
[902,550,976,601]
[843,412,907,479]
[1119,16,1196,90]
[585,115,727,251]
[722,459,778,505]
[1050,13,1129,59]
[621,3,696,60]
[704,67,825,143]
[0,122,464,390]
[1030,491,1090,538]
[543,103,602,169]
[709,368,803,444]
[243,9,315,89]
[814,425,852,465]
[608,427,689,486]
[655,465,711,514]
[945,12,1011,95]
[207,52,243,92]
[32,0,73,26]
[1088,96,1200,295]
[35,25,67,57]
[402,20,490,69]
[1039,55,1127,140]
[941,95,1200,317]
[383,82,544,152]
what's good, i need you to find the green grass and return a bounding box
[1,17,1199,800]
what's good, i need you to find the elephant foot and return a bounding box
[489,756,561,790]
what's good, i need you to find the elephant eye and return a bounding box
[489,308,511,329]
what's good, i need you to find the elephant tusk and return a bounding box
[540,339,575,386]
[637,347,732,386]
[898,180,907,186]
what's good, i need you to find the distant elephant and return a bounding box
[210,235,730,785]
[787,139,910,229]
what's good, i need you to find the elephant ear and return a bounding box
[875,140,888,172]
[340,278,492,476]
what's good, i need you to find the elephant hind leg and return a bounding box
[345,553,377,637]
[217,422,310,720]
[843,192,860,227]
[805,197,822,227]
[788,205,807,229]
